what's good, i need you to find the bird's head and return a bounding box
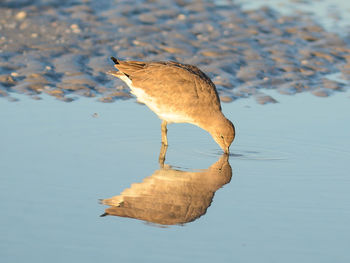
[210,117,235,154]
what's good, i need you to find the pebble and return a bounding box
[44,88,64,96]
[0,74,16,85]
[70,24,81,34]
[322,78,344,90]
[312,88,332,97]
[255,94,278,104]
[15,11,27,20]
[237,66,264,81]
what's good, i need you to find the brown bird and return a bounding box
[100,153,232,225]
[108,57,235,153]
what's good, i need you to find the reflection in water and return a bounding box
[100,150,232,226]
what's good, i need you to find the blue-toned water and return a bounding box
[2,0,350,262]
[1,90,349,262]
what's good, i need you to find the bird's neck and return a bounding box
[196,111,227,132]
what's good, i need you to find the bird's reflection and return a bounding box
[100,145,232,226]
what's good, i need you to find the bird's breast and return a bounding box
[130,86,193,124]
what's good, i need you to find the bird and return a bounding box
[100,153,232,225]
[107,57,235,153]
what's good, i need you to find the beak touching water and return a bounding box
[224,146,230,155]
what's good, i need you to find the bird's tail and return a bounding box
[111,56,119,64]
[110,57,146,74]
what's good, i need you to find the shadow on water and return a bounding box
[100,145,232,226]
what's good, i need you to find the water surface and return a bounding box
[1,91,349,262]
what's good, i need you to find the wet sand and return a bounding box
[1,0,349,104]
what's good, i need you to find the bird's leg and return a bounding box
[158,143,168,168]
[159,121,168,168]
[161,120,168,146]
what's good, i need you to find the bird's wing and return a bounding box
[130,62,222,111]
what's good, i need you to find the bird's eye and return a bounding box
[220,135,224,139]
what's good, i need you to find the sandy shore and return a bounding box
[0,0,349,103]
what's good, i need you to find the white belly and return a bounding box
[121,76,193,123]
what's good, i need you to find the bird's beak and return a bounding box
[224,147,230,155]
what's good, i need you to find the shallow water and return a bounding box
[1,91,350,262]
[1,0,350,262]
[237,0,350,35]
